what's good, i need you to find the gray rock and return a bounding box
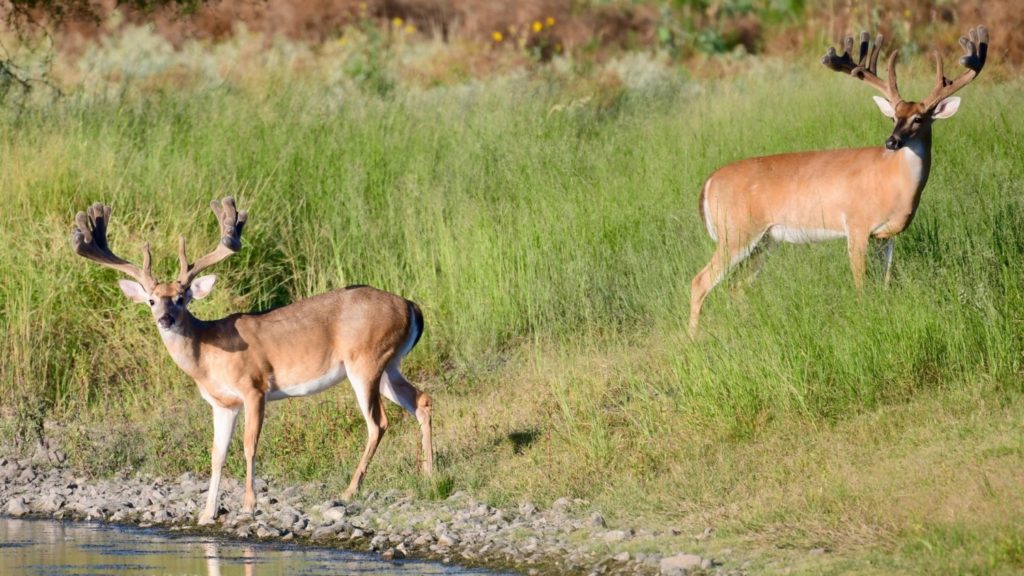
[17,468,37,484]
[602,530,629,543]
[0,461,21,481]
[6,497,29,517]
[322,506,347,522]
[256,524,281,539]
[519,502,537,518]
[552,497,572,512]
[589,512,607,528]
[38,493,66,513]
[613,551,630,562]
[660,553,703,575]
[437,533,460,547]
[275,510,301,527]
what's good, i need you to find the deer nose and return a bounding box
[885,136,902,151]
[158,315,175,329]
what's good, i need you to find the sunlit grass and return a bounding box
[2,55,1023,572]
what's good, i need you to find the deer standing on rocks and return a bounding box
[689,26,989,334]
[71,198,433,524]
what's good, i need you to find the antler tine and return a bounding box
[923,25,988,108]
[71,203,156,290]
[868,33,883,74]
[177,197,248,286]
[884,49,900,102]
[822,31,901,103]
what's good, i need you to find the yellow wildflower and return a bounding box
[405,24,415,34]
[532,20,543,33]
[546,17,556,27]
[492,31,504,43]
[392,17,404,28]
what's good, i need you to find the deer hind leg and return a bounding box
[732,236,777,294]
[342,363,388,500]
[199,404,239,525]
[381,364,433,475]
[240,393,266,516]
[689,233,764,336]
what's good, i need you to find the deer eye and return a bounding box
[148,299,155,306]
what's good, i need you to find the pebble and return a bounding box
[0,453,736,576]
[437,533,460,547]
[322,506,347,522]
[660,553,703,575]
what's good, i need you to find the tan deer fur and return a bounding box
[688,26,988,335]
[72,199,432,525]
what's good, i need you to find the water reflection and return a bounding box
[0,517,502,575]
[204,542,258,576]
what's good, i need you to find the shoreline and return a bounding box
[0,449,730,576]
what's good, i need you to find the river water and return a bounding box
[0,517,506,575]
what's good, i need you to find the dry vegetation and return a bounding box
[2,2,1024,575]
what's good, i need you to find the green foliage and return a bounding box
[1,51,1022,572]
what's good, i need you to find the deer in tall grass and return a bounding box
[689,26,989,334]
[71,198,433,524]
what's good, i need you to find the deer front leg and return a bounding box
[199,404,239,525]
[343,367,387,500]
[846,230,870,289]
[240,393,265,516]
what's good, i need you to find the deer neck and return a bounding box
[158,312,207,378]
[899,128,934,196]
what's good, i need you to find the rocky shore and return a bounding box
[0,446,739,576]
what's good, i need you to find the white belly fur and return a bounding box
[769,225,845,244]
[268,365,346,401]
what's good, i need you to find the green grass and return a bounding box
[2,54,1024,573]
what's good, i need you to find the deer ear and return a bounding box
[932,96,961,120]
[118,280,149,304]
[872,96,896,119]
[190,275,217,300]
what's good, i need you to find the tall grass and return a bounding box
[2,51,1023,572]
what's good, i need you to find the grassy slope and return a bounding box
[2,59,1024,573]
